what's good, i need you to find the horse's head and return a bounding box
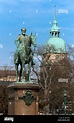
[30,33,37,47]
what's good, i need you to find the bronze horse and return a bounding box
[14,33,36,82]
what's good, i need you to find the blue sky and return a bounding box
[0,0,74,66]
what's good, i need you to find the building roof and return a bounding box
[45,37,66,53]
[45,6,66,53]
[0,70,16,78]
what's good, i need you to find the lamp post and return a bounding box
[64,90,67,115]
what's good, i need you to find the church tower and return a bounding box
[44,6,67,63]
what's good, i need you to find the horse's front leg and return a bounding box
[21,63,25,82]
[15,64,18,82]
[28,61,32,82]
[19,64,22,82]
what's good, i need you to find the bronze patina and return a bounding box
[14,28,36,82]
[18,90,36,106]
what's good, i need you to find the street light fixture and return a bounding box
[64,90,67,115]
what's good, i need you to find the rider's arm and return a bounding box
[14,34,20,48]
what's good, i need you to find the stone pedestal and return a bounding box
[7,82,40,115]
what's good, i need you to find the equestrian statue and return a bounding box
[14,28,36,82]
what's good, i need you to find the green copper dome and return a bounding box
[45,37,66,53]
[44,6,66,53]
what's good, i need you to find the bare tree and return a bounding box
[32,45,74,114]
[0,85,8,114]
[0,65,15,81]
[67,44,74,60]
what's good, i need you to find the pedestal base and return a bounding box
[7,82,40,115]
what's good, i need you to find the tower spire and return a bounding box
[50,5,60,37]
[54,5,56,20]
